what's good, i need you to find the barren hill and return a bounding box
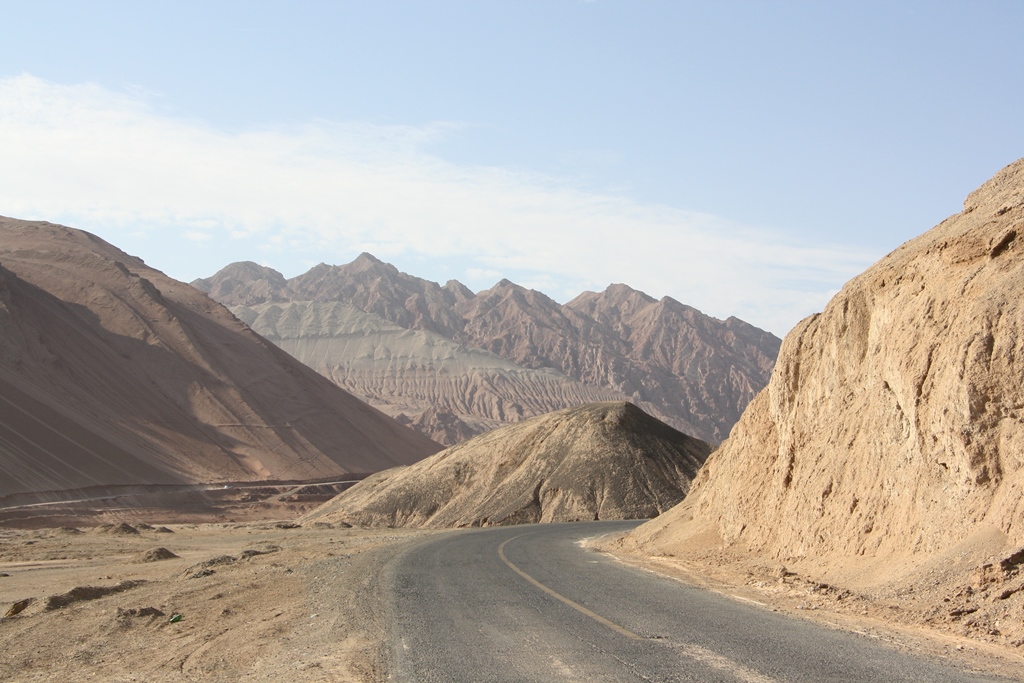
[195,257,780,445]
[625,159,1024,645]
[0,218,440,501]
[302,401,712,528]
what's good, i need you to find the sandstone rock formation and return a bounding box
[628,159,1024,598]
[0,217,440,500]
[302,402,712,528]
[195,255,780,445]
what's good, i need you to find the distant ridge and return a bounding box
[302,401,712,528]
[195,259,780,445]
[0,217,441,500]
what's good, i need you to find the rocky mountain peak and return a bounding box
[474,278,532,303]
[342,251,396,277]
[191,261,290,307]
[210,261,274,279]
[443,279,474,302]
[565,284,656,327]
[601,282,656,304]
[352,251,383,266]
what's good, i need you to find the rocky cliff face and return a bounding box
[630,159,1024,571]
[302,402,712,528]
[195,256,780,445]
[0,218,440,499]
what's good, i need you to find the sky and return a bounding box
[1,1,1021,336]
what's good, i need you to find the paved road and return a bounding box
[383,521,1016,683]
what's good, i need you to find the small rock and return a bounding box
[5,598,33,618]
[185,569,216,579]
[135,547,179,563]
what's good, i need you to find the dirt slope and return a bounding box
[0,217,440,501]
[302,402,711,528]
[624,159,1024,649]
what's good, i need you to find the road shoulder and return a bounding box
[592,529,1024,682]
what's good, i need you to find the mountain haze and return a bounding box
[0,217,440,500]
[195,254,780,445]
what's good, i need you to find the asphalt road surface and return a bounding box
[383,521,1017,683]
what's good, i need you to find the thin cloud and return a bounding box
[0,74,878,335]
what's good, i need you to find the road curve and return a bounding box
[382,521,1015,683]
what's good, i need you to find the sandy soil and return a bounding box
[0,519,437,682]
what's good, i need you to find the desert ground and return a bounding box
[1,496,1022,682]
[0,507,441,682]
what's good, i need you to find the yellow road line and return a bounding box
[497,535,643,640]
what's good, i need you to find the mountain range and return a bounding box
[194,255,781,445]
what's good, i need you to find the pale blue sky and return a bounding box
[1,1,1021,335]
